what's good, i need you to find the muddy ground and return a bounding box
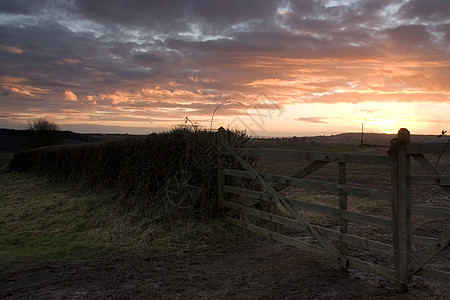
[1,235,448,299]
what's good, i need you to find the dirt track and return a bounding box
[1,236,447,299]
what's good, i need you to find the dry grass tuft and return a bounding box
[0,170,243,269]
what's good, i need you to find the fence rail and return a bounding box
[239,148,391,165]
[217,127,450,292]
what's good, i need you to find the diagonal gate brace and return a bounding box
[226,160,329,217]
[412,154,450,193]
[274,160,329,192]
[218,131,348,269]
[408,230,450,277]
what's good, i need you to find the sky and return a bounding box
[0,0,449,136]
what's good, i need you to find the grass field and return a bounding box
[1,145,449,298]
[0,152,13,168]
[0,168,241,271]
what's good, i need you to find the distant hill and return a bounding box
[1,128,446,153]
[249,132,446,151]
[0,128,137,152]
[309,132,445,146]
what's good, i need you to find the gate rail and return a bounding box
[217,127,450,292]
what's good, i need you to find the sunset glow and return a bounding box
[1,1,449,136]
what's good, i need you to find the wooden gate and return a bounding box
[216,127,449,292]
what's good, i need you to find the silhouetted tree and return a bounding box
[24,118,61,149]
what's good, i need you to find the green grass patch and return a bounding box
[0,152,14,167]
[0,170,242,271]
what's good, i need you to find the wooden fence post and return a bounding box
[339,162,348,256]
[217,127,226,214]
[389,128,412,292]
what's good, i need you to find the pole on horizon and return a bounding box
[360,123,364,145]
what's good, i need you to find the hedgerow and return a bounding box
[7,127,251,222]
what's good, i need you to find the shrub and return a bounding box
[7,127,252,222]
[23,118,61,149]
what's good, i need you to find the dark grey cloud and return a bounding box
[384,25,433,52]
[399,0,450,22]
[437,23,450,45]
[0,20,165,96]
[72,0,279,36]
[0,0,48,15]
[72,0,190,34]
[284,0,393,31]
[0,0,449,134]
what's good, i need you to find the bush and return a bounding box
[23,118,61,149]
[7,127,252,222]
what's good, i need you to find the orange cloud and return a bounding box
[1,76,27,84]
[60,58,80,65]
[295,117,328,124]
[0,45,23,54]
[64,90,78,101]
[1,76,47,97]
[140,88,198,99]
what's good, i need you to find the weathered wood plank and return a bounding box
[396,129,412,288]
[406,142,450,155]
[387,139,407,156]
[218,168,225,210]
[223,187,392,229]
[223,168,391,201]
[223,200,393,254]
[408,230,449,277]
[411,235,440,247]
[410,154,450,192]
[239,148,390,166]
[273,160,329,192]
[410,205,450,218]
[223,184,270,218]
[263,173,391,201]
[339,162,349,255]
[220,127,450,288]
[389,137,401,288]
[218,132,348,268]
[316,226,393,254]
[226,215,396,281]
[222,168,254,179]
[411,155,442,175]
[222,169,270,216]
[224,185,272,201]
[286,198,392,229]
[415,267,450,282]
[409,175,450,186]
[347,257,396,281]
[224,216,333,259]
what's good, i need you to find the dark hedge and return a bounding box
[7,128,251,221]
